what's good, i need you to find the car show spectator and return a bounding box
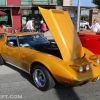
[40,20,47,33]
[26,18,35,32]
[40,20,48,36]
[87,19,100,33]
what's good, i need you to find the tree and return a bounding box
[92,0,100,9]
[57,0,63,6]
[81,14,89,20]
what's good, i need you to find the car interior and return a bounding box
[7,39,18,47]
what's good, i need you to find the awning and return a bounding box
[0,10,6,15]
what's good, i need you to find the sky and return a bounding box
[73,0,96,15]
[73,0,96,7]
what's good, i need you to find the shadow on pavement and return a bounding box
[5,63,34,85]
[5,63,80,100]
[54,85,80,100]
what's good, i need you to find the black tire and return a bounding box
[32,64,55,91]
[0,55,4,65]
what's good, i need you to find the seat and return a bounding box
[9,40,18,46]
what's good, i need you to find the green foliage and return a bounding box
[57,0,63,6]
[81,14,89,20]
[92,0,100,9]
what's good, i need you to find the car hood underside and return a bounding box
[39,7,84,62]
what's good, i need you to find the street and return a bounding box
[0,64,100,100]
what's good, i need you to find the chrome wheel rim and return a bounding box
[33,69,46,87]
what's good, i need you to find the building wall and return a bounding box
[91,8,100,24]
[7,0,20,5]
[0,0,6,5]
[12,8,21,32]
[63,0,72,6]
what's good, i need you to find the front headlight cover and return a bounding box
[97,58,100,64]
[79,66,84,73]
[86,64,90,71]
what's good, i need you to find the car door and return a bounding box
[4,36,22,67]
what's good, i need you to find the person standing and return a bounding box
[0,23,5,33]
[87,19,100,32]
[26,18,35,32]
[40,20,47,33]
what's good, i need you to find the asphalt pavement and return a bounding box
[0,64,100,100]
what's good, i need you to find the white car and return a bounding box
[80,20,88,28]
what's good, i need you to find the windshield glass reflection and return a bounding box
[18,34,50,48]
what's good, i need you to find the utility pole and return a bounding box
[77,0,81,32]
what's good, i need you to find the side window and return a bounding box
[7,36,18,47]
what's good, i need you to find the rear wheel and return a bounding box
[32,64,55,91]
[0,55,4,65]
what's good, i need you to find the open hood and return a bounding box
[39,7,84,62]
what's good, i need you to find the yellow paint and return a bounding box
[39,7,84,62]
[0,8,100,86]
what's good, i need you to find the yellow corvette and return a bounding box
[0,7,100,91]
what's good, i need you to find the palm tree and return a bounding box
[92,0,100,9]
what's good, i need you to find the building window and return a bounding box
[0,8,12,27]
[21,9,32,31]
[33,0,62,5]
[0,0,6,5]
[21,0,32,5]
[21,10,32,21]
[56,0,63,6]
[33,0,49,5]
[34,10,42,31]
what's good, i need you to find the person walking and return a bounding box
[26,18,35,32]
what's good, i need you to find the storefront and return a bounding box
[32,5,56,31]
[0,5,56,33]
[0,7,21,33]
[21,7,32,31]
[21,9,43,32]
[21,5,56,32]
[0,0,63,33]
[0,8,12,33]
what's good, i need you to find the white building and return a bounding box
[63,0,72,6]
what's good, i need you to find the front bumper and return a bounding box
[72,76,100,86]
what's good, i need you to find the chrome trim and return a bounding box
[33,69,46,87]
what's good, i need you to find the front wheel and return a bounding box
[32,64,55,91]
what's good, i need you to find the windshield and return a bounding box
[18,34,50,48]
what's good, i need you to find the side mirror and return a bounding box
[8,41,14,47]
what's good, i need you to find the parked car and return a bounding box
[80,20,88,29]
[79,31,100,54]
[0,8,100,91]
